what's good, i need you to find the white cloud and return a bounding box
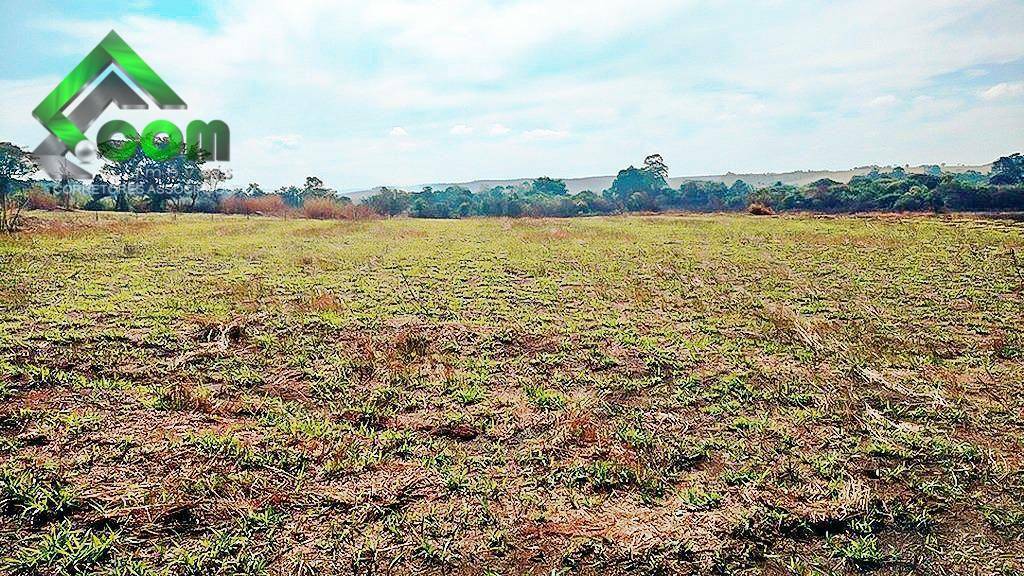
[521,128,569,141]
[9,0,1024,188]
[359,0,687,80]
[449,124,473,135]
[980,82,1024,101]
[867,95,900,108]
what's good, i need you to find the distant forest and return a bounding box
[2,139,1023,228]
[362,153,1024,217]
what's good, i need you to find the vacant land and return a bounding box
[0,212,1022,576]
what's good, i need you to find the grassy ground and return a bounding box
[0,211,1022,576]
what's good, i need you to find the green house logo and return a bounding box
[32,30,229,180]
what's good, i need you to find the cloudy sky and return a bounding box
[1,0,1023,190]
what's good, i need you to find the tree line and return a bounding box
[2,139,1023,232]
[362,153,1024,217]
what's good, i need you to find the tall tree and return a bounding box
[303,176,334,200]
[99,137,206,212]
[606,166,664,205]
[305,176,323,191]
[276,186,304,208]
[643,154,669,181]
[990,153,1024,185]
[99,137,146,211]
[199,167,232,209]
[0,142,39,232]
[530,177,569,196]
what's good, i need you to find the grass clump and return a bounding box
[524,383,566,410]
[0,466,77,521]
[829,534,890,568]
[2,521,116,575]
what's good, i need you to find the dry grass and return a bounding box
[0,212,1022,575]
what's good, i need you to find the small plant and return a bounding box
[680,486,724,510]
[585,460,633,492]
[830,534,889,568]
[452,382,487,405]
[730,414,769,432]
[414,536,456,566]
[56,410,102,436]
[241,506,285,534]
[982,504,1024,539]
[154,382,213,412]
[2,520,116,574]
[524,383,566,410]
[615,423,654,450]
[168,529,269,576]
[444,467,470,493]
[0,466,77,520]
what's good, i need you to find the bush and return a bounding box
[748,202,773,216]
[219,196,248,215]
[247,195,289,216]
[25,190,59,211]
[220,195,290,216]
[303,198,374,220]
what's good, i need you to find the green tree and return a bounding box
[990,153,1023,185]
[136,144,205,211]
[276,186,304,208]
[0,142,39,232]
[99,137,146,210]
[606,166,665,205]
[529,177,568,196]
[302,176,335,201]
[643,154,669,181]
[363,187,411,216]
[199,167,232,210]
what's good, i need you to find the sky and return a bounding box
[1,0,1023,191]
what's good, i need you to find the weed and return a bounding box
[679,486,724,510]
[524,383,566,410]
[3,521,116,575]
[830,534,890,568]
[0,466,77,520]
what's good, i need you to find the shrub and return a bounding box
[748,202,774,216]
[220,195,290,216]
[219,195,248,215]
[303,198,374,220]
[246,195,289,216]
[25,190,59,211]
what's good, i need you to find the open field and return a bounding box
[1,212,1022,575]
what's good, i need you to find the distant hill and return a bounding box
[340,162,992,201]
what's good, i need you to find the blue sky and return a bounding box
[2,0,1023,190]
